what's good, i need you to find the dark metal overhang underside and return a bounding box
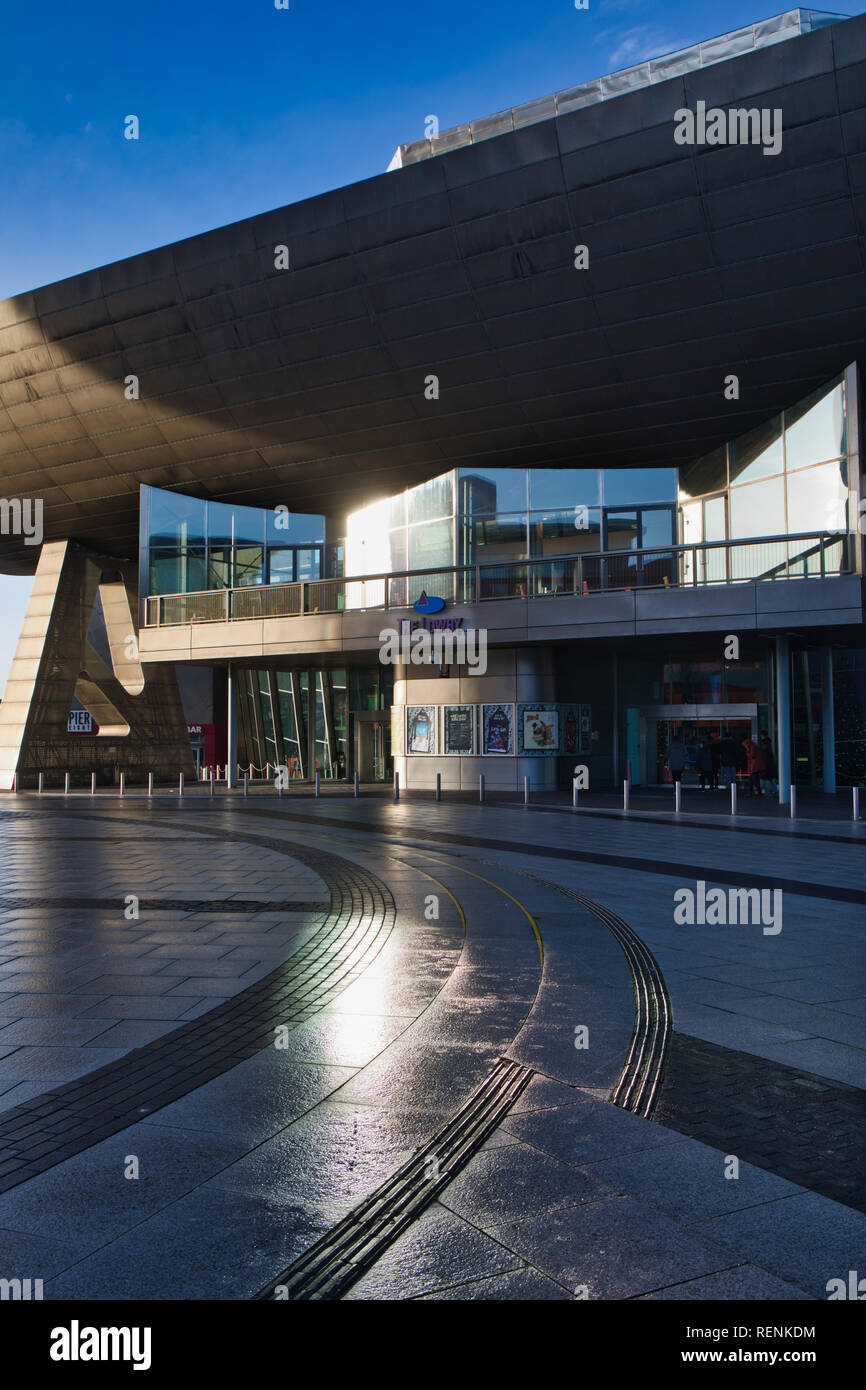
[0,11,865,573]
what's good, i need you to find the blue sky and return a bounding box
[0,0,862,689]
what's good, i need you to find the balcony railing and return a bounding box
[143,531,856,627]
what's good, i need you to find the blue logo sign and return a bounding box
[413,591,445,615]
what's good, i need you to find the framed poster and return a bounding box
[519,706,559,754]
[444,704,475,755]
[406,705,437,755]
[483,704,514,756]
[562,707,578,755]
[579,703,592,755]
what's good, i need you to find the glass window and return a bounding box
[389,529,408,572]
[408,474,454,524]
[678,448,727,501]
[409,518,453,570]
[148,547,206,595]
[785,378,846,470]
[729,417,783,485]
[529,469,600,510]
[704,496,726,542]
[230,505,266,547]
[641,509,674,549]
[234,546,264,587]
[605,511,640,550]
[297,548,321,581]
[729,474,785,539]
[529,508,601,541]
[206,501,235,548]
[148,488,206,546]
[786,460,847,535]
[268,550,296,584]
[461,468,527,514]
[265,510,326,545]
[208,546,233,589]
[603,468,676,506]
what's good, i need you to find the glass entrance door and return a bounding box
[652,716,755,786]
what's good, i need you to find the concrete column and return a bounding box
[226,664,238,789]
[821,647,836,794]
[775,636,791,804]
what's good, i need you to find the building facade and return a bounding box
[1,10,865,796]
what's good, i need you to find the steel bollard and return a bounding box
[178,772,184,797]
[523,775,530,805]
[623,779,630,812]
[148,772,153,796]
[479,773,485,803]
[315,772,320,797]
[394,772,400,803]
[243,773,248,797]
[854,787,861,821]
[790,784,797,819]
[731,781,737,815]
[353,771,359,798]
[38,772,43,794]
[266,762,271,781]
[91,773,96,795]
[435,772,441,802]
[209,772,215,798]
[119,772,125,797]
[64,773,70,794]
[675,780,681,814]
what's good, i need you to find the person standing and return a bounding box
[718,730,740,790]
[743,736,765,797]
[698,738,714,790]
[666,736,688,786]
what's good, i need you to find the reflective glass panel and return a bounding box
[206,501,235,548]
[729,474,785,539]
[231,505,266,546]
[786,460,847,535]
[408,518,453,569]
[641,509,674,548]
[148,488,206,546]
[149,548,206,595]
[265,510,326,545]
[729,417,783,485]
[297,548,321,581]
[785,378,846,470]
[678,448,727,501]
[408,474,454,523]
[234,546,264,587]
[529,469,600,510]
[603,468,676,506]
[460,469,527,514]
[268,550,295,584]
[605,511,640,550]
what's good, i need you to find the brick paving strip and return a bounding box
[0,898,331,914]
[656,1032,866,1214]
[0,824,396,1193]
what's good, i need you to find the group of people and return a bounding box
[665,730,779,797]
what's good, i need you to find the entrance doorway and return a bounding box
[637,704,760,786]
[354,714,390,782]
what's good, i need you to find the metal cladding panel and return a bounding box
[0,13,865,572]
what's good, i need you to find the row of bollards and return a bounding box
[13,772,865,821]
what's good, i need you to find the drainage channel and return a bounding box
[507,870,671,1119]
[255,1057,533,1301]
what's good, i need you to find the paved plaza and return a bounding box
[0,787,863,1301]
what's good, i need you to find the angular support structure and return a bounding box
[0,541,195,790]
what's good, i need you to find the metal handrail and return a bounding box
[143,531,854,626]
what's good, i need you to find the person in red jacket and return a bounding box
[742,736,766,797]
